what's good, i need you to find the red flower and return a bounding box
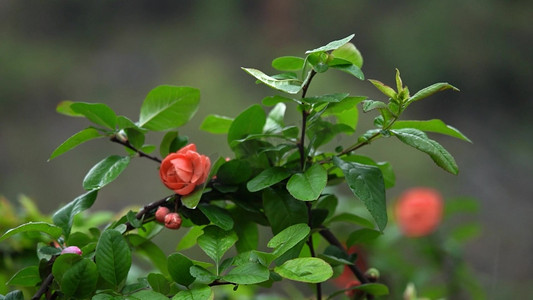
[395,187,443,237]
[159,144,211,196]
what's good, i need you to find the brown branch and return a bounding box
[110,135,162,163]
[124,195,178,231]
[32,257,56,300]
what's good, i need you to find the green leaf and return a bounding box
[177,226,205,251]
[6,266,40,286]
[70,102,117,130]
[223,262,270,284]
[53,190,98,238]
[2,290,23,300]
[287,164,327,201]
[355,283,390,296]
[49,127,103,161]
[181,184,205,209]
[83,155,131,190]
[241,68,302,94]
[0,222,62,242]
[189,265,218,284]
[264,103,286,133]
[147,273,171,295]
[172,285,212,300]
[216,159,252,185]
[274,257,333,283]
[406,82,459,104]
[246,167,291,192]
[95,229,131,287]
[272,56,305,71]
[362,100,388,112]
[391,128,459,174]
[56,100,84,117]
[368,79,396,99]
[263,188,308,234]
[138,85,200,131]
[391,119,471,142]
[227,104,266,146]
[130,290,169,300]
[234,221,258,253]
[346,228,382,246]
[331,42,363,68]
[267,223,310,258]
[262,95,296,106]
[305,34,354,54]
[326,213,375,229]
[303,93,349,104]
[333,157,387,231]
[197,226,238,268]
[167,253,195,287]
[330,63,365,80]
[200,114,233,134]
[127,234,168,276]
[198,204,234,230]
[60,258,98,298]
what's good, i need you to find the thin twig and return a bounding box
[110,135,162,163]
[32,257,56,300]
[124,195,178,231]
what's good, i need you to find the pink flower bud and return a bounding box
[61,246,82,256]
[164,212,182,230]
[155,206,170,223]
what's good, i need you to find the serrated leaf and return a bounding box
[56,100,84,117]
[200,114,233,134]
[172,285,212,300]
[223,262,270,284]
[139,85,200,131]
[333,157,387,231]
[406,82,459,104]
[6,266,40,286]
[391,128,459,174]
[305,34,354,54]
[241,68,303,94]
[272,56,305,71]
[70,102,117,129]
[198,204,234,230]
[246,167,291,192]
[287,164,327,201]
[0,222,62,242]
[368,79,396,99]
[267,223,310,258]
[274,257,333,283]
[49,127,103,161]
[167,253,195,286]
[83,155,131,190]
[263,188,308,234]
[197,226,238,268]
[95,229,131,287]
[391,119,471,142]
[53,190,98,238]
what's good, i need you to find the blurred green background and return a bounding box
[0,0,531,297]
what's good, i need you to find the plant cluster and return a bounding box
[1,35,473,300]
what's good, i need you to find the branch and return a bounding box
[124,194,178,231]
[110,135,162,163]
[32,257,56,300]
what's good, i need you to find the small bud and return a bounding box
[365,268,380,282]
[155,206,170,223]
[164,212,182,230]
[61,246,82,256]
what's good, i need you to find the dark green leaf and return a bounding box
[330,64,364,80]
[333,157,387,231]
[305,34,354,54]
[246,167,291,192]
[189,265,218,284]
[139,85,200,131]
[56,100,84,117]
[61,258,98,298]
[326,213,375,228]
[49,127,103,161]
[287,164,327,201]
[70,102,117,129]
[272,56,305,71]
[198,204,234,230]
[346,228,382,246]
[53,190,98,238]
[3,290,23,300]
[241,68,303,94]
[234,221,258,253]
[167,253,195,286]
[83,155,130,190]
[406,82,459,104]
[147,273,171,295]
[172,285,212,300]
[264,103,286,133]
[392,128,459,174]
[267,223,310,258]
[391,119,471,142]
[263,188,308,234]
[200,114,233,134]
[227,104,266,146]
[331,42,363,68]
[6,266,40,286]
[319,245,352,266]
[130,290,168,300]
[274,257,333,283]
[0,222,62,242]
[95,229,131,287]
[197,225,238,267]
[223,262,270,284]
[160,131,178,158]
[216,159,252,185]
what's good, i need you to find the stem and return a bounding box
[32,257,56,300]
[298,70,317,170]
[110,135,162,163]
[124,195,178,231]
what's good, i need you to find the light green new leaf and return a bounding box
[328,61,365,80]
[197,225,238,268]
[49,127,103,161]
[406,82,459,104]
[362,100,388,112]
[331,42,363,68]
[53,190,98,238]
[272,56,305,71]
[0,222,62,242]
[392,128,459,174]
[227,104,266,146]
[287,164,327,201]
[56,100,84,117]
[199,205,234,231]
[83,155,131,190]
[241,68,303,94]
[305,34,354,54]
[70,102,117,130]
[95,229,132,288]
[333,157,387,231]
[274,257,333,283]
[368,79,396,99]
[172,285,213,300]
[303,93,349,104]
[391,119,471,142]
[223,262,270,284]
[267,223,310,258]
[139,85,200,131]
[177,225,205,251]
[6,266,41,286]
[167,253,195,287]
[247,167,291,192]
[200,114,233,134]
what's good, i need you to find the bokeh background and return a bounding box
[1,0,531,297]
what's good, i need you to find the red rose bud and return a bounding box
[164,212,182,230]
[155,206,170,223]
[61,246,82,256]
[395,187,443,237]
[159,144,211,196]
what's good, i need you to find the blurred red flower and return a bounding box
[395,187,443,237]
